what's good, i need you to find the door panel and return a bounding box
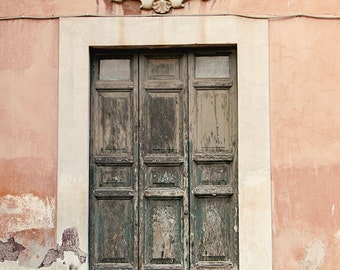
[189,51,238,270]
[90,53,139,270]
[96,198,134,263]
[195,89,231,152]
[96,165,132,188]
[139,53,189,270]
[145,199,183,265]
[97,91,133,154]
[90,49,237,270]
[146,93,181,154]
[196,198,229,260]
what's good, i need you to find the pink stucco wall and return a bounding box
[0,19,58,267]
[270,18,340,269]
[0,19,58,199]
[0,0,339,269]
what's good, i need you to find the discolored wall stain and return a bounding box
[39,227,86,269]
[104,0,141,15]
[0,236,25,262]
[0,192,56,268]
[122,0,141,15]
[0,159,56,198]
[12,228,55,268]
[103,0,114,14]
[300,239,325,270]
[0,194,55,236]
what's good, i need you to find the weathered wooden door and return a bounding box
[90,48,238,270]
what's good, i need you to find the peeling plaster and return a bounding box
[0,260,83,270]
[300,239,325,270]
[39,227,86,269]
[0,237,25,262]
[0,194,55,235]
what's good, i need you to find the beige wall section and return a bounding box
[59,16,270,270]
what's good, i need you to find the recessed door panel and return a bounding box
[96,198,135,264]
[196,89,231,152]
[145,199,183,265]
[97,91,133,155]
[145,92,182,154]
[147,57,181,80]
[147,165,182,188]
[195,198,230,261]
[197,163,230,186]
[95,164,132,188]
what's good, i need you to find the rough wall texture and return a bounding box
[0,19,58,198]
[0,19,58,268]
[0,0,340,269]
[270,18,340,269]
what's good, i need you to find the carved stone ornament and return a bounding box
[112,0,210,14]
[152,0,172,14]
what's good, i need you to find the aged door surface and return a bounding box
[90,49,238,270]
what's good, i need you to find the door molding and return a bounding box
[58,16,271,270]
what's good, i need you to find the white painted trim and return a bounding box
[58,16,271,270]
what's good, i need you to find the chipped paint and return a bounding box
[0,237,25,262]
[39,227,86,269]
[300,239,325,270]
[153,171,177,184]
[0,194,55,236]
[0,194,56,267]
[152,207,176,260]
[8,228,55,268]
[201,207,224,256]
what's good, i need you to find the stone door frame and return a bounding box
[58,16,271,270]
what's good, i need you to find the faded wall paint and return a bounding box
[0,19,58,197]
[0,194,54,236]
[270,18,340,269]
[0,1,340,270]
[0,19,58,268]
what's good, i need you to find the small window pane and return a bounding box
[100,59,131,80]
[195,56,230,78]
[148,58,180,80]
